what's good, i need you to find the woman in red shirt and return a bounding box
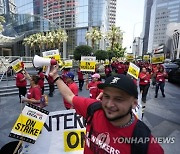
[22,75,42,107]
[15,70,27,103]
[139,67,151,103]
[155,66,167,98]
[86,73,103,99]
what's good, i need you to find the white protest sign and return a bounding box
[21,109,85,154]
[80,56,96,72]
[9,104,49,144]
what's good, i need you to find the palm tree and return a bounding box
[35,33,46,55]
[23,34,37,56]
[46,31,56,50]
[0,16,5,33]
[85,27,102,49]
[106,25,123,51]
[54,29,68,52]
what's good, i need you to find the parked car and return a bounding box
[163,59,180,84]
[162,63,179,74]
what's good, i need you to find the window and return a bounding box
[168,5,179,9]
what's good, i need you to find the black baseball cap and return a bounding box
[98,74,138,99]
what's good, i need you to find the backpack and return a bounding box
[85,102,151,154]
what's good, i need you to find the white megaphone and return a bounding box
[33,55,57,75]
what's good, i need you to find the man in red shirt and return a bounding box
[15,70,27,103]
[50,66,164,154]
[139,67,151,118]
[77,68,84,91]
[37,67,45,94]
[63,72,78,109]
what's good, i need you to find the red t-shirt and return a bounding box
[117,64,125,74]
[38,72,45,88]
[72,96,164,154]
[63,82,78,109]
[156,72,166,82]
[105,67,112,75]
[139,72,151,85]
[27,86,42,106]
[47,75,54,85]
[88,81,103,99]
[77,70,84,80]
[16,72,27,87]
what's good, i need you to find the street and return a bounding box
[0,79,180,153]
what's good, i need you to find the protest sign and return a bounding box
[127,62,140,79]
[126,53,134,62]
[151,53,165,64]
[11,59,23,73]
[9,104,49,144]
[80,56,96,72]
[21,109,85,154]
[143,55,150,61]
[64,60,73,68]
[42,49,62,64]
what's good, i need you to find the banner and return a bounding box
[80,56,96,72]
[127,62,140,79]
[9,104,49,144]
[21,109,85,154]
[64,60,73,68]
[151,53,165,64]
[11,59,23,73]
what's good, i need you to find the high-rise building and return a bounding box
[142,0,154,54]
[148,0,180,53]
[108,0,116,27]
[2,0,117,57]
[0,0,16,15]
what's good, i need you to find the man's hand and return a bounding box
[49,65,59,80]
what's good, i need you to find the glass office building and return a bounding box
[1,0,116,57]
[148,0,180,53]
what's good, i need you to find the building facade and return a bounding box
[1,0,116,57]
[142,0,154,54]
[148,0,180,53]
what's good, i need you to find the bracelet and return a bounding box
[53,76,61,83]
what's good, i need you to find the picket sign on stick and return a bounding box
[127,62,140,80]
[80,56,96,72]
[9,103,49,146]
[21,109,85,154]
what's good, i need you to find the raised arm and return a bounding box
[49,65,75,105]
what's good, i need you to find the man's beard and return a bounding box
[104,106,132,121]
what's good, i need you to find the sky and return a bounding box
[116,0,145,52]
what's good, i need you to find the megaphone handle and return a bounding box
[45,66,50,76]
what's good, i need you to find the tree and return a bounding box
[94,50,108,60]
[113,43,126,58]
[85,27,102,49]
[23,29,68,56]
[54,29,68,52]
[106,25,123,51]
[23,34,37,56]
[107,51,115,61]
[74,45,93,60]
